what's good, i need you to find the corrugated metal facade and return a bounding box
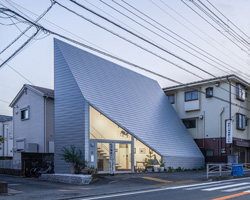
[54,39,204,171]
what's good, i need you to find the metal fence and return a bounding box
[207,163,250,179]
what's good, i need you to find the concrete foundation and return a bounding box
[40,174,92,185]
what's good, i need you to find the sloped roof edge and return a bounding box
[10,84,54,107]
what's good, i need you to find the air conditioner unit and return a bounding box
[27,143,38,153]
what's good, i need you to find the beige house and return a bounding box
[163,75,250,163]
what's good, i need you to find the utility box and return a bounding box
[27,143,38,153]
[0,181,8,193]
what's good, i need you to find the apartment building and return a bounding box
[164,75,250,163]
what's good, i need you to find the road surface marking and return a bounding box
[211,192,250,200]
[203,183,249,191]
[142,177,173,183]
[58,188,92,191]
[185,182,234,190]
[169,180,230,189]
[78,187,172,200]
[223,185,250,192]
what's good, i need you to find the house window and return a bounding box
[236,113,246,130]
[21,108,29,120]
[236,83,245,101]
[183,119,196,129]
[206,87,213,98]
[167,94,175,104]
[206,150,214,157]
[185,91,198,101]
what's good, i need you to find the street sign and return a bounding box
[109,143,115,174]
[226,119,232,144]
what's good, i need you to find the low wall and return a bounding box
[40,174,92,185]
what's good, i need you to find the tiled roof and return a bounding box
[28,85,54,97]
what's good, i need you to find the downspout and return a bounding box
[227,77,232,155]
[44,96,48,153]
[219,107,225,159]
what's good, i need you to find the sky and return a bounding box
[0,0,250,116]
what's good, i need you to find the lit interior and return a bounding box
[90,106,161,172]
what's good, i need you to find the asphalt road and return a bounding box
[77,177,250,200]
[1,171,250,200]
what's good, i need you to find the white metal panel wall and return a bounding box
[54,43,86,173]
[54,39,204,169]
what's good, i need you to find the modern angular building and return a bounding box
[54,39,204,173]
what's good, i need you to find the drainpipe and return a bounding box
[227,77,232,156]
[219,107,225,159]
[44,96,48,153]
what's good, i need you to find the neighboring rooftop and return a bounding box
[10,84,54,108]
[28,85,54,97]
[0,115,12,122]
[163,74,250,91]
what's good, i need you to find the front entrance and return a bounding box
[94,141,131,173]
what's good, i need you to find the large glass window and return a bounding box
[90,106,131,141]
[97,142,110,172]
[115,143,131,171]
[134,139,161,171]
[90,106,161,172]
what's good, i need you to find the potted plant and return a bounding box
[60,145,82,174]
[80,160,88,174]
[159,159,165,172]
[88,165,97,175]
[145,151,157,172]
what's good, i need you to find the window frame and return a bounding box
[185,91,198,102]
[182,119,196,129]
[206,87,213,98]
[236,113,246,130]
[167,94,175,104]
[236,83,246,101]
[20,107,29,121]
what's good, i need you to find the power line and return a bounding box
[64,0,218,78]
[109,0,250,81]
[0,59,34,84]
[0,1,54,54]
[181,0,250,56]
[197,0,250,47]
[194,0,250,50]
[206,0,250,42]
[54,1,206,79]
[0,24,40,68]
[155,0,249,68]
[64,0,250,98]
[2,6,250,112]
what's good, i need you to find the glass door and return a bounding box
[115,143,131,171]
[97,142,110,172]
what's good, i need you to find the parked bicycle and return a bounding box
[29,161,53,177]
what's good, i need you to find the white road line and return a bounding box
[184,182,234,190]
[223,185,250,192]
[79,187,171,200]
[202,183,250,191]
